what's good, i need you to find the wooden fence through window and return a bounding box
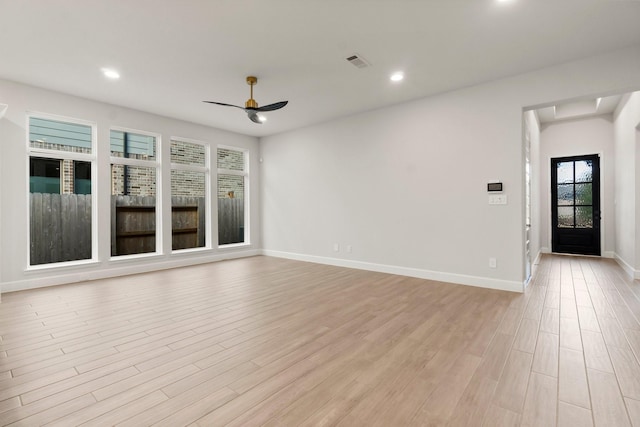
[29,193,92,265]
[30,194,244,264]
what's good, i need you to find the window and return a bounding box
[110,129,159,256]
[28,116,95,266]
[217,147,248,245]
[170,139,208,251]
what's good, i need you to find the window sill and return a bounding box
[218,242,252,250]
[25,258,100,273]
[109,252,164,263]
[171,247,211,255]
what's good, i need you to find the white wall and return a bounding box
[538,115,615,257]
[0,79,261,292]
[261,45,640,292]
[613,91,640,278]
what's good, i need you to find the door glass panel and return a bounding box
[575,160,593,183]
[557,162,574,184]
[557,184,574,206]
[575,183,592,205]
[576,206,593,228]
[558,207,574,228]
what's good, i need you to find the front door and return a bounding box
[551,154,601,256]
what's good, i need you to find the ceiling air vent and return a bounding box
[346,54,371,69]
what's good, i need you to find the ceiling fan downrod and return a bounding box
[245,76,258,109]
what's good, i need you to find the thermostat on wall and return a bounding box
[487,182,503,192]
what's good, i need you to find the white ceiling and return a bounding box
[536,94,624,123]
[1,0,640,137]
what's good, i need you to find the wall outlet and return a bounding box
[333,243,340,252]
[346,245,352,253]
[489,257,497,268]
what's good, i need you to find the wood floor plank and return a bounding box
[532,332,559,377]
[520,372,557,427]
[540,308,560,335]
[513,318,538,354]
[560,317,583,351]
[587,368,632,427]
[624,397,640,427]
[577,306,601,332]
[492,349,533,414]
[609,346,640,401]
[581,330,614,373]
[557,401,593,427]
[446,375,498,427]
[482,404,521,426]
[559,347,591,409]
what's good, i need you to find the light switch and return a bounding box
[489,194,508,205]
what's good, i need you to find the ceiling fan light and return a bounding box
[258,115,267,122]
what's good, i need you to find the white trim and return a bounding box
[533,250,543,266]
[614,253,639,280]
[29,149,94,162]
[602,251,615,259]
[109,156,158,168]
[3,249,261,293]
[262,250,523,293]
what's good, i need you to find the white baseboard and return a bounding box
[614,253,639,280]
[1,249,261,293]
[603,251,615,259]
[262,250,523,293]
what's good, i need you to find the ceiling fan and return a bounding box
[204,76,288,124]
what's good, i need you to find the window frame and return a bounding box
[109,126,162,260]
[25,112,98,270]
[217,144,250,248]
[170,137,211,253]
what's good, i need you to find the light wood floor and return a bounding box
[1,255,639,426]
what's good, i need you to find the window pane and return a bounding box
[218,174,244,245]
[576,206,593,228]
[558,206,574,228]
[217,148,245,171]
[110,130,156,160]
[575,183,592,205]
[557,162,573,184]
[171,140,206,166]
[111,165,156,256]
[557,184,573,206]
[172,170,206,250]
[29,157,91,265]
[29,117,92,154]
[74,161,92,195]
[30,158,61,194]
[575,160,593,183]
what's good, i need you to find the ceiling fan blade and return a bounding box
[247,110,262,124]
[203,101,245,110]
[254,101,288,112]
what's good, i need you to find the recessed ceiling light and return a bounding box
[101,68,120,80]
[258,115,267,122]
[390,72,404,82]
